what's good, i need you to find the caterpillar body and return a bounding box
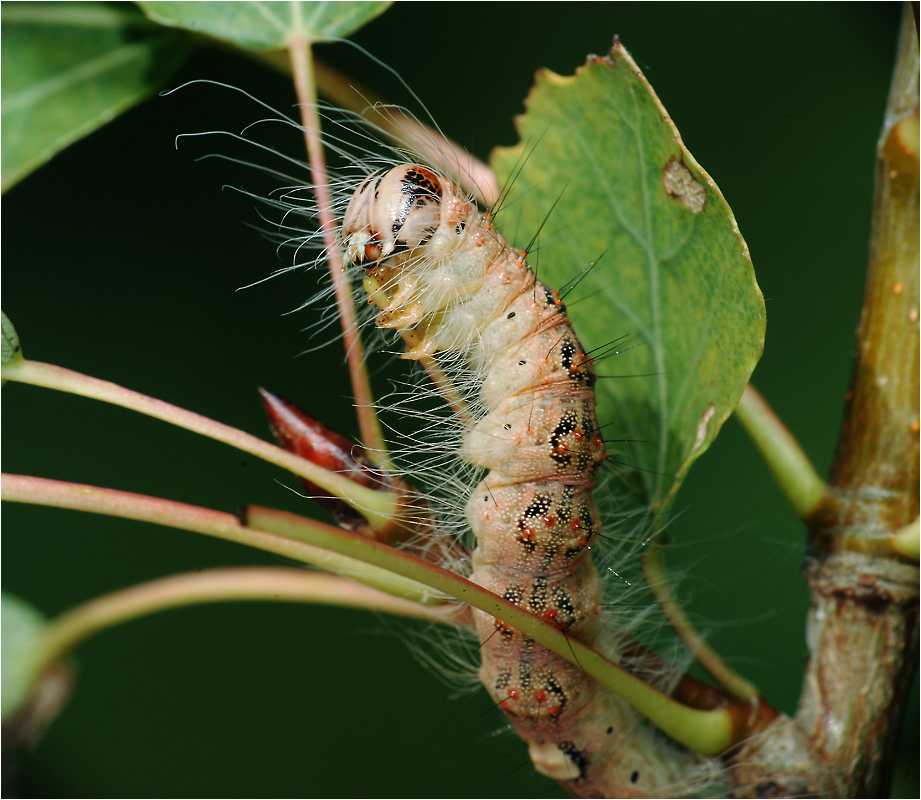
[341,165,690,795]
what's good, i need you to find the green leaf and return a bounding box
[1,2,190,192]
[138,1,391,51]
[1,592,48,720]
[491,43,765,511]
[2,311,23,368]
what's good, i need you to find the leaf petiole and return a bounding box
[734,383,827,518]
[1,474,444,607]
[27,567,461,689]
[1,358,399,531]
[4,472,771,755]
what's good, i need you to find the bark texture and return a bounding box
[728,6,919,796]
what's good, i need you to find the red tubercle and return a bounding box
[542,514,557,527]
[529,689,561,717]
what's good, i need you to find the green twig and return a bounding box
[29,567,460,685]
[1,358,399,531]
[643,543,759,701]
[734,383,827,517]
[237,506,749,755]
[240,504,768,756]
[4,472,764,755]
[1,473,437,606]
[891,516,920,560]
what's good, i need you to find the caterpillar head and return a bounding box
[342,165,444,267]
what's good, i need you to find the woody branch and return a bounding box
[729,6,919,796]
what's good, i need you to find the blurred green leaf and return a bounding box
[1,592,48,720]
[2,311,23,368]
[492,44,765,511]
[138,1,391,51]
[1,2,190,192]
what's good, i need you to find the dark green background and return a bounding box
[4,3,916,797]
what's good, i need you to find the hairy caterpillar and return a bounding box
[3,11,771,800]
[150,59,702,793]
[337,165,695,794]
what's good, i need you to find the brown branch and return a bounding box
[728,6,920,796]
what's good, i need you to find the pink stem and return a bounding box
[288,36,390,468]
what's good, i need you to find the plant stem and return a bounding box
[309,59,500,206]
[734,383,826,518]
[2,471,768,756]
[287,34,391,469]
[643,543,759,701]
[730,8,920,795]
[891,516,920,560]
[1,359,399,531]
[29,567,459,683]
[798,10,920,794]
[240,507,770,757]
[1,474,438,606]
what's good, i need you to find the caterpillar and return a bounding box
[338,165,694,795]
[177,41,740,797]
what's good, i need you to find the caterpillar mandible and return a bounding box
[340,164,690,795]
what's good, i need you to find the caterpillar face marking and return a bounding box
[343,165,444,266]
